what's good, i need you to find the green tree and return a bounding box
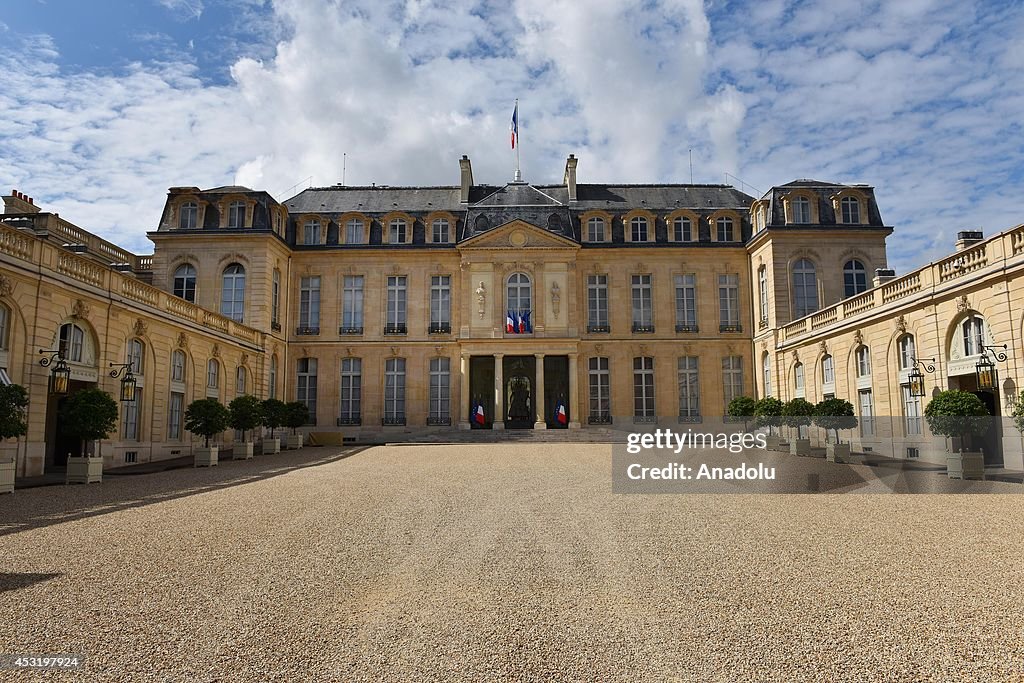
[813,398,858,444]
[924,390,989,449]
[59,388,119,457]
[228,395,264,442]
[1012,391,1024,435]
[284,402,310,435]
[782,398,816,439]
[184,398,230,448]
[753,396,784,435]
[0,384,29,441]
[261,399,287,438]
[727,396,757,431]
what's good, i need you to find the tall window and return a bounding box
[268,355,277,400]
[844,259,867,297]
[271,269,281,326]
[0,303,9,350]
[678,357,700,419]
[173,264,197,302]
[386,276,407,334]
[899,335,916,370]
[430,276,451,333]
[762,353,772,396]
[389,219,407,244]
[674,274,696,331]
[587,275,609,332]
[342,276,364,332]
[630,216,649,242]
[299,276,321,332]
[384,358,406,424]
[588,357,610,423]
[207,359,219,389]
[171,350,185,383]
[722,356,744,409]
[902,384,922,436]
[168,392,183,440]
[235,366,246,394]
[794,362,805,396]
[303,219,320,245]
[962,316,984,356]
[345,218,363,244]
[856,346,871,378]
[507,273,532,332]
[58,323,85,362]
[859,389,875,437]
[432,218,450,243]
[633,357,655,420]
[841,196,860,224]
[221,264,246,322]
[587,217,605,242]
[822,355,835,385]
[178,201,197,230]
[758,266,769,324]
[429,357,450,425]
[716,217,734,242]
[631,274,653,332]
[123,395,139,440]
[792,258,818,319]
[297,358,317,424]
[791,196,810,223]
[719,274,740,330]
[339,358,361,424]
[126,339,144,375]
[227,200,246,229]
[672,216,693,242]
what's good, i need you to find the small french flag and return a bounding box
[555,400,568,425]
[506,310,515,333]
[510,102,518,150]
[517,311,526,334]
[475,402,486,425]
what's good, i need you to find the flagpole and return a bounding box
[514,99,522,182]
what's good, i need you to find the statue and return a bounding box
[550,281,561,319]
[475,281,487,318]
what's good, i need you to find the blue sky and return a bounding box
[1,0,1023,274]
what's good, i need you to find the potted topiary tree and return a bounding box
[726,396,757,433]
[283,401,309,450]
[260,398,286,454]
[814,398,858,463]
[1012,390,1024,441]
[924,390,989,480]
[753,396,784,450]
[783,398,815,456]
[185,398,230,467]
[0,384,29,494]
[228,395,263,460]
[60,387,118,484]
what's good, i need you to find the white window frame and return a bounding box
[588,357,610,422]
[678,356,700,419]
[173,264,197,302]
[342,275,364,332]
[429,357,450,425]
[297,358,317,424]
[674,274,696,330]
[386,276,407,333]
[299,276,321,331]
[430,275,451,332]
[384,358,406,424]
[631,274,653,331]
[339,358,361,423]
[587,275,609,331]
[633,356,655,419]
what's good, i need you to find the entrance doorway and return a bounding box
[948,373,1003,466]
[469,357,494,429]
[45,380,95,469]
[504,356,536,429]
[543,356,569,429]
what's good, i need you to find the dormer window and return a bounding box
[587,217,605,242]
[389,218,408,244]
[630,216,649,242]
[791,196,810,224]
[841,196,860,224]
[179,201,198,230]
[716,217,734,242]
[227,200,246,229]
[672,216,693,242]
[432,218,450,243]
[345,218,363,244]
[303,219,321,245]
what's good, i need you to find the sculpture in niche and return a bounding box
[475,281,487,319]
[550,282,561,319]
[133,318,148,338]
[956,295,970,313]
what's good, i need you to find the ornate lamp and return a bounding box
[975,345,1007,392]
[39,349,71,395]
[109,362,137,402]
[908,357,936,398]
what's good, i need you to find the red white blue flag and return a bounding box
[510,103,518,150]
[475,402,486,425]
[555,400,567,425]
[506,310,515,333]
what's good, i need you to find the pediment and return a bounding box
[458,220,579,251]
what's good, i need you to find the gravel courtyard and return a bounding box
[2,444,1023,682]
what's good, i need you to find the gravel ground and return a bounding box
[1,444,1023,682]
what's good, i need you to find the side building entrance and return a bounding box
[467,354,571,429]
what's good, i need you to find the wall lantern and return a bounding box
[908,356,936,398]
[109,362,137,402]
[38,349,71,395]
[975,345,1008,392]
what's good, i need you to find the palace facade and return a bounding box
[2,153,1023,481]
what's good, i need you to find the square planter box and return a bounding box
[0,459,14,494]
[66,456,103,484]
[790,438,811,456]
[285,434,303,450]
[232,442,254,460]
[947,451,985,480]
[194,446,218,468]
[765,435,783,451]
[827,443,851,463]
[259,438,280,455]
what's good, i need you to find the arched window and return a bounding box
[431,218,450,243]
[127,338,144,375]
[822,355,835,385]
[673,216,693,242]
[587,217,605,242]
[898,335,916,370]
[227,200,246,229]
[791,196,810,223]
[173,264,197,302]
[179,201,198,230]
[207,358,219,389]
[841,196,860,223]
[389,218,407,244]
[794,362,805,394]
[716,217,735,242]
[236,366,247,394]
[630,216,649,242]
[758,266,769,324]
[762,352,772,396]
[171,350,186,383]
[962,316,984,356]
[345,218,363,244]
[507,273,532,315]
[303,219,320,245]
[474,214,490,232]
[792,259,818,318]
[268,354,278,400]
[221,264,245,322]
[844,259,867,297]
[856,346,871,377]
[58,322,85,362]
[547,213,562,231]
[0,302,10,351]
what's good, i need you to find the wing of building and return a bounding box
[1,153,1023,484]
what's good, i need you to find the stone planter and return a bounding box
[194,446,219,468]
[790,438,811,456]
[947,451,985,480]
[285,434,303,450]
[765,434,783,451]
[66,456,103,484]
[827,443,851,463]
[232,442,254,460]
[0,459,14,494]
[259,437,280,455]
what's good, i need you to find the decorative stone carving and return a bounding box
[894,315,907,335]
[956,295,970,313]
[638,344,649,356]
[853,329,863,346]
[177,332,188,349]
[475,281,487,319]
[0,274,13,297]
[819,340,828,355]
[212,343,221,358]
[434,345,443,356]
[634,262,647,274]
[791,350,800,364]
[390,346,399,357]
[133,318,148,338]
[240,353,249,367]
[594,344,604,354]
[71,299,89,320]
[550,282,561,319]
[345,347,353,357]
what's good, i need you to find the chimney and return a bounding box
[459,155,474,204]
[563,154,578,202]
[3,189,41,214]
[872,268,896,287]
[955,230,984,251]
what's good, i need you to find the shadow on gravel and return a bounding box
[0,572,63,593]
[0,447,368,538]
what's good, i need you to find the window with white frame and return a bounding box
[672,216,693,242]
[432,218,450,243]
[384,358,406,424]
[587,217,605,242]
[794,362,805,395]
[587,275,609,332]
[58,323,85,362]
[339,358,361,424]
[633,357,655,420]
[859,389,875,437]
[791,196,810,224]
[716,216,735,242]
[429,357,450,424]
[758,266,769,324]
[178,201,198,230]
[271,269,280,326]
[674,274,696,330]
[792,258,818,319]
[856,346,871,378]
[899,335,916,370]
[207,359,219,389]
[0,303,9,350]
[268,355,277,400]
[386,276,407,333]
[123,395,139,440]
[127,338,144,375]
[299,276,321,332]
[345,218,363,244]
[762,353,772,396]
[168,391,183,440]
[227,200,246,229]
[902,384,922,436]
[719,274,740,330]
[962,316,984,356]
[171,350,185,383]
[507,273,532,323]
[844,259,867,298]
[221,264,246,322]
[342,275,364,332]
[630,216,649,242]
[588,357,610,423]
[173,264,197,302]
[303,219,320,245]
[236,366,246,394]
[841,196,860,224]
[822,354,835,385]
[678,356,700,419]
[430,276,451,333]
[297,358,317,423]
[723,356,743,409]
[389,218,407,244]
[631,274,653,332]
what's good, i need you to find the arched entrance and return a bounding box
[945,312,1003,465]
[43,319,100,470]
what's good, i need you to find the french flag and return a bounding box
[506,310,516,333]
[555,400,568,425]
[510,102,518,150]
[475,402,486,425]
[517,311,526,334]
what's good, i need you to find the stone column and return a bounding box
[458,353,471,430]
[493,353,505,430]
[568,353,581,429]
[534,353,547,430]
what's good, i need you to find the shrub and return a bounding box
[813,398,858,444]
[184,398,230,448]
[753,396,783,434]
[284,402,310,435]
[59,388,119,457]
[1011,391,1024,435]
[261,399,287,438]
[0,384,29,441]
[924,390,989,449]
[782,398,816,438]
[228,395,264,442]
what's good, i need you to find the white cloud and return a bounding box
[157,0,205,21]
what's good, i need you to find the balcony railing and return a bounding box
[339,326,363,335]
[382,416,406,426]
[677,414,703,423]
[428,323,451,334]
[719,323,742,333]
[633,415,657,424]
[295,326,320,336]
[631,323,655,334]
[336,416,361,426]
[427,417,451,426]
[588,415,612,425]
[384,324,407,335]
[675,324,699,333]
[587,324,610,333]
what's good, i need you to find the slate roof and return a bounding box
[759,181,885,228]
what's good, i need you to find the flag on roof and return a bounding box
[510,102,518,150]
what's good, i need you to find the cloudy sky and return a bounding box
[1,0,1022,273]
